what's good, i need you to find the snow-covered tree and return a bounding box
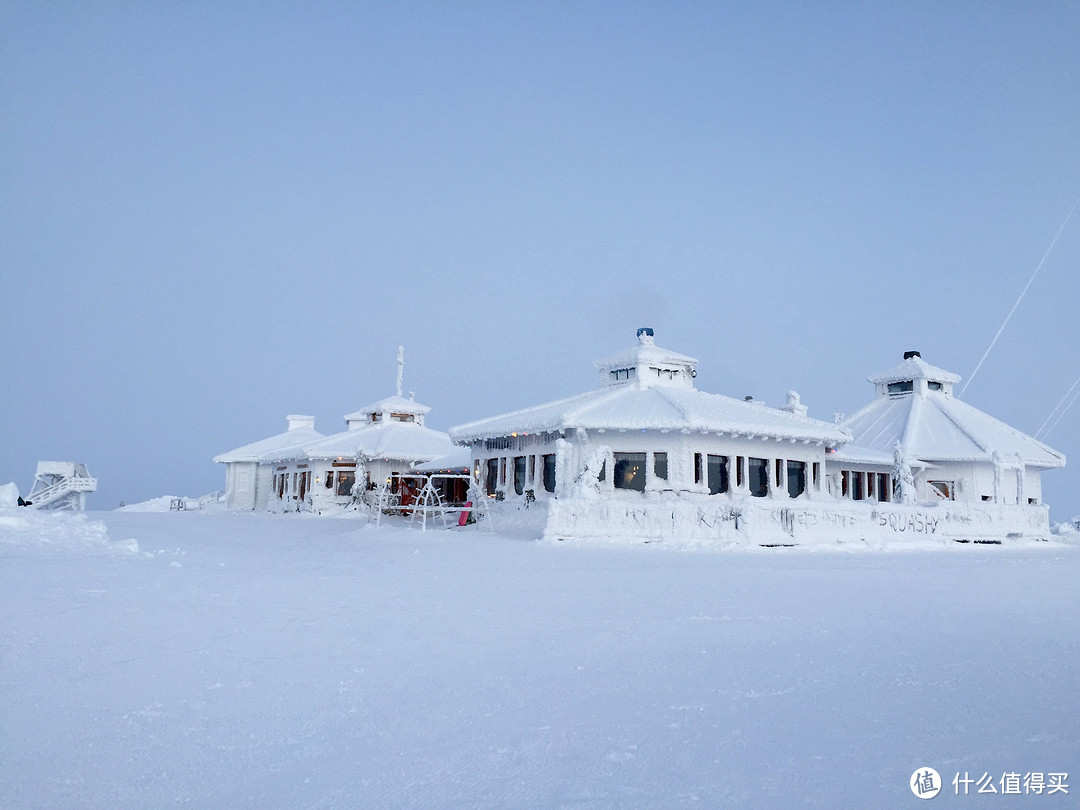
[574,446,610,499]
[892,440,917,505]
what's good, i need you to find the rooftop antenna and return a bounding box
[962,195,1080,396]
[396,345,404,398]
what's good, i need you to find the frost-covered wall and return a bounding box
[539,495,1053,546]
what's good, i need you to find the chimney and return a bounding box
[903,350,921,360]
[286,414,315,431]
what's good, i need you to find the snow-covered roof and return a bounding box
[452,331,849,446]
[344,394,431,422]
[837,356,1064,468]
[592,328,699,390]
[595,329,698,373]
[214,419,325,464]
[867,354,961,386]
[304,421,455,463]
[451,384,848,445]
[410,446,472,473]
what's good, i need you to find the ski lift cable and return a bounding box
[961,195,1080,397]
[1040,380,1080,441]
[1034,373,1080,440]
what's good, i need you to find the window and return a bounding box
[390,412,415,423]
[325,471,335,489]
[841,470,849,497]
[928,480,953,500]
[853,472,864,501]
[736,456,745,489]
[335,471,355,496]
[786,460,806,498]
[928,381,942,391]
[887,380,914,395]
[653,452,668,482]
[485,458,499,495]
[707,455,728,495]
[748,458,768,497]
[613,453,646,491]
[542,454,556,493]
[877,473,890,502]
[514,456,527,495]
[370,412,381,422]
[694,453,703,485]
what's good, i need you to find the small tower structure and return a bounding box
[25,462,97,511]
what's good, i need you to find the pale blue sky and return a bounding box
[2,2,1078,516]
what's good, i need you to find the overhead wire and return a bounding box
[1038,375,1080,441]
[961,196,1080,397]
[1034,374,1080,440]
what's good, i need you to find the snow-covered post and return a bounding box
[554,437,574,499]
[892,441,917,505]
[350,456,369,513]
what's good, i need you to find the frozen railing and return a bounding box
[25,475,97,511]
[169,492,224,511]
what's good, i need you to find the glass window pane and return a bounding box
[514,456,526,495]
[748,458,768,497]
[653,452,668,482]
[542,454,556,493]
[613,453,646,491]
[707,454,728,495]
[786,460,806,498]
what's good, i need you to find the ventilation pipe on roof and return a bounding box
[904,350,922,360]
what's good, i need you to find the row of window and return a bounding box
[838,470,893,502]
[887,379,943,395]
[485,454,557,496]
[479,451,819,499]
[274,469,312,500]
[687,454,814,499]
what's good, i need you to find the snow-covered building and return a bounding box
[450,328,852,542]
[213,415,324,511]
[293,392,459,512]
[450,332,1065,545]
[214,349,459,513]
[832,351,1065,508]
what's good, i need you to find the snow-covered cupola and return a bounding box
[867,351,961,398]
[344,394,431,430]
[594,328,699,390]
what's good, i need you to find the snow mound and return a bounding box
[118,496,184,512]
[0,508,139,555]
[0,482,20,509]
[1053,518,1080,545]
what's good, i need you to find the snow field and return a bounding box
[1,510,1077,808]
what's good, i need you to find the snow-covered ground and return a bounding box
[2,509,1077,808]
